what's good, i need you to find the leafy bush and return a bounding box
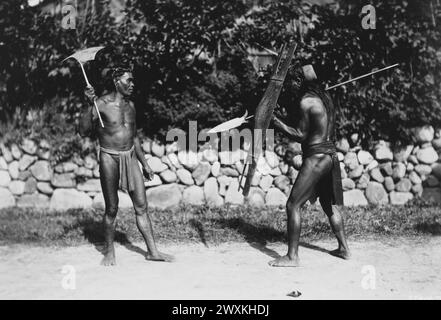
[306,0,441,144]
[0,0,440,149]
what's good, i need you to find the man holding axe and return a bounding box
[268,65,351,267]
[78,65,173,266]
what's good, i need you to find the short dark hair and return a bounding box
[111,66,132,81]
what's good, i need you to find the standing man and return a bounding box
[269,65,350,267]
[79,66,173,266]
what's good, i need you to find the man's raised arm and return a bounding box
[272,99,314,143]
[272,115,308,143]
[79,86,99,137]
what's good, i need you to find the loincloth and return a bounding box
[302,141,343,205]
[100,145,136,193]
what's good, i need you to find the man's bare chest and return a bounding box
[100,102,135,128]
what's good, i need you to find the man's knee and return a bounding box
[133,200,147,215]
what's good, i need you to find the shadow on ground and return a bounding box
[71,217,148,259]
[414,222,441,235]
[189,217,331,259]
[189,219,210,247]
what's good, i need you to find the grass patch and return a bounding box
[0,199,440,247]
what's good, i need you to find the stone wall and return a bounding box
[1,125,440,210]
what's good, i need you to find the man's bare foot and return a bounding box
[329,248,351,260]
[146,251,174,262]
[268,255,300,267]
[101,251,116,266]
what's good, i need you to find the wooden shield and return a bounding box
[240,41,297,196]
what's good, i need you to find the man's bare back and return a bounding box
[273,96,332,149]
[283,96,333,147]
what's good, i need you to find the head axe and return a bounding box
[63,46,105,128]
[207,110,254,134]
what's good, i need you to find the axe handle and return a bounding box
[78,61,105,128]
[238,162,248,191]
[92,99,105,128]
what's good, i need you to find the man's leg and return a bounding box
[128,159,173,262]
[269,154,332,267]
[99,153,120,266]
[319,188,351,259]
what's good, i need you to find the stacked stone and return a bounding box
[0,139,98,210]
[1,127,440,211]
[1,139,51,209]
[139,140,293,209]
[417,126,441,204]
[338,125,440,206]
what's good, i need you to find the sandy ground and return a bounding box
[0,237,440,300]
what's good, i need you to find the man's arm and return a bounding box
[132,106,154,180]
[272,98,316,143]
[134,136,154,180]
[134,136,148,167]
[79,86,99,137]
[272,114,307,143]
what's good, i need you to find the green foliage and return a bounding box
[306,0,441,143]
[0,0,121,158]
[0,0,440,147]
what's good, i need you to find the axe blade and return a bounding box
[63,46,105,64]
[207,110,250,134]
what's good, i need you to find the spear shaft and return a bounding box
[326,63,399,91]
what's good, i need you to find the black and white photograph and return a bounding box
[0,0,440,307]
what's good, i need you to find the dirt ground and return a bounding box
[1,237,440,300]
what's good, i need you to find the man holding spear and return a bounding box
[208,50,397,267]
[268,65,351,267]
[79,66,173,266]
